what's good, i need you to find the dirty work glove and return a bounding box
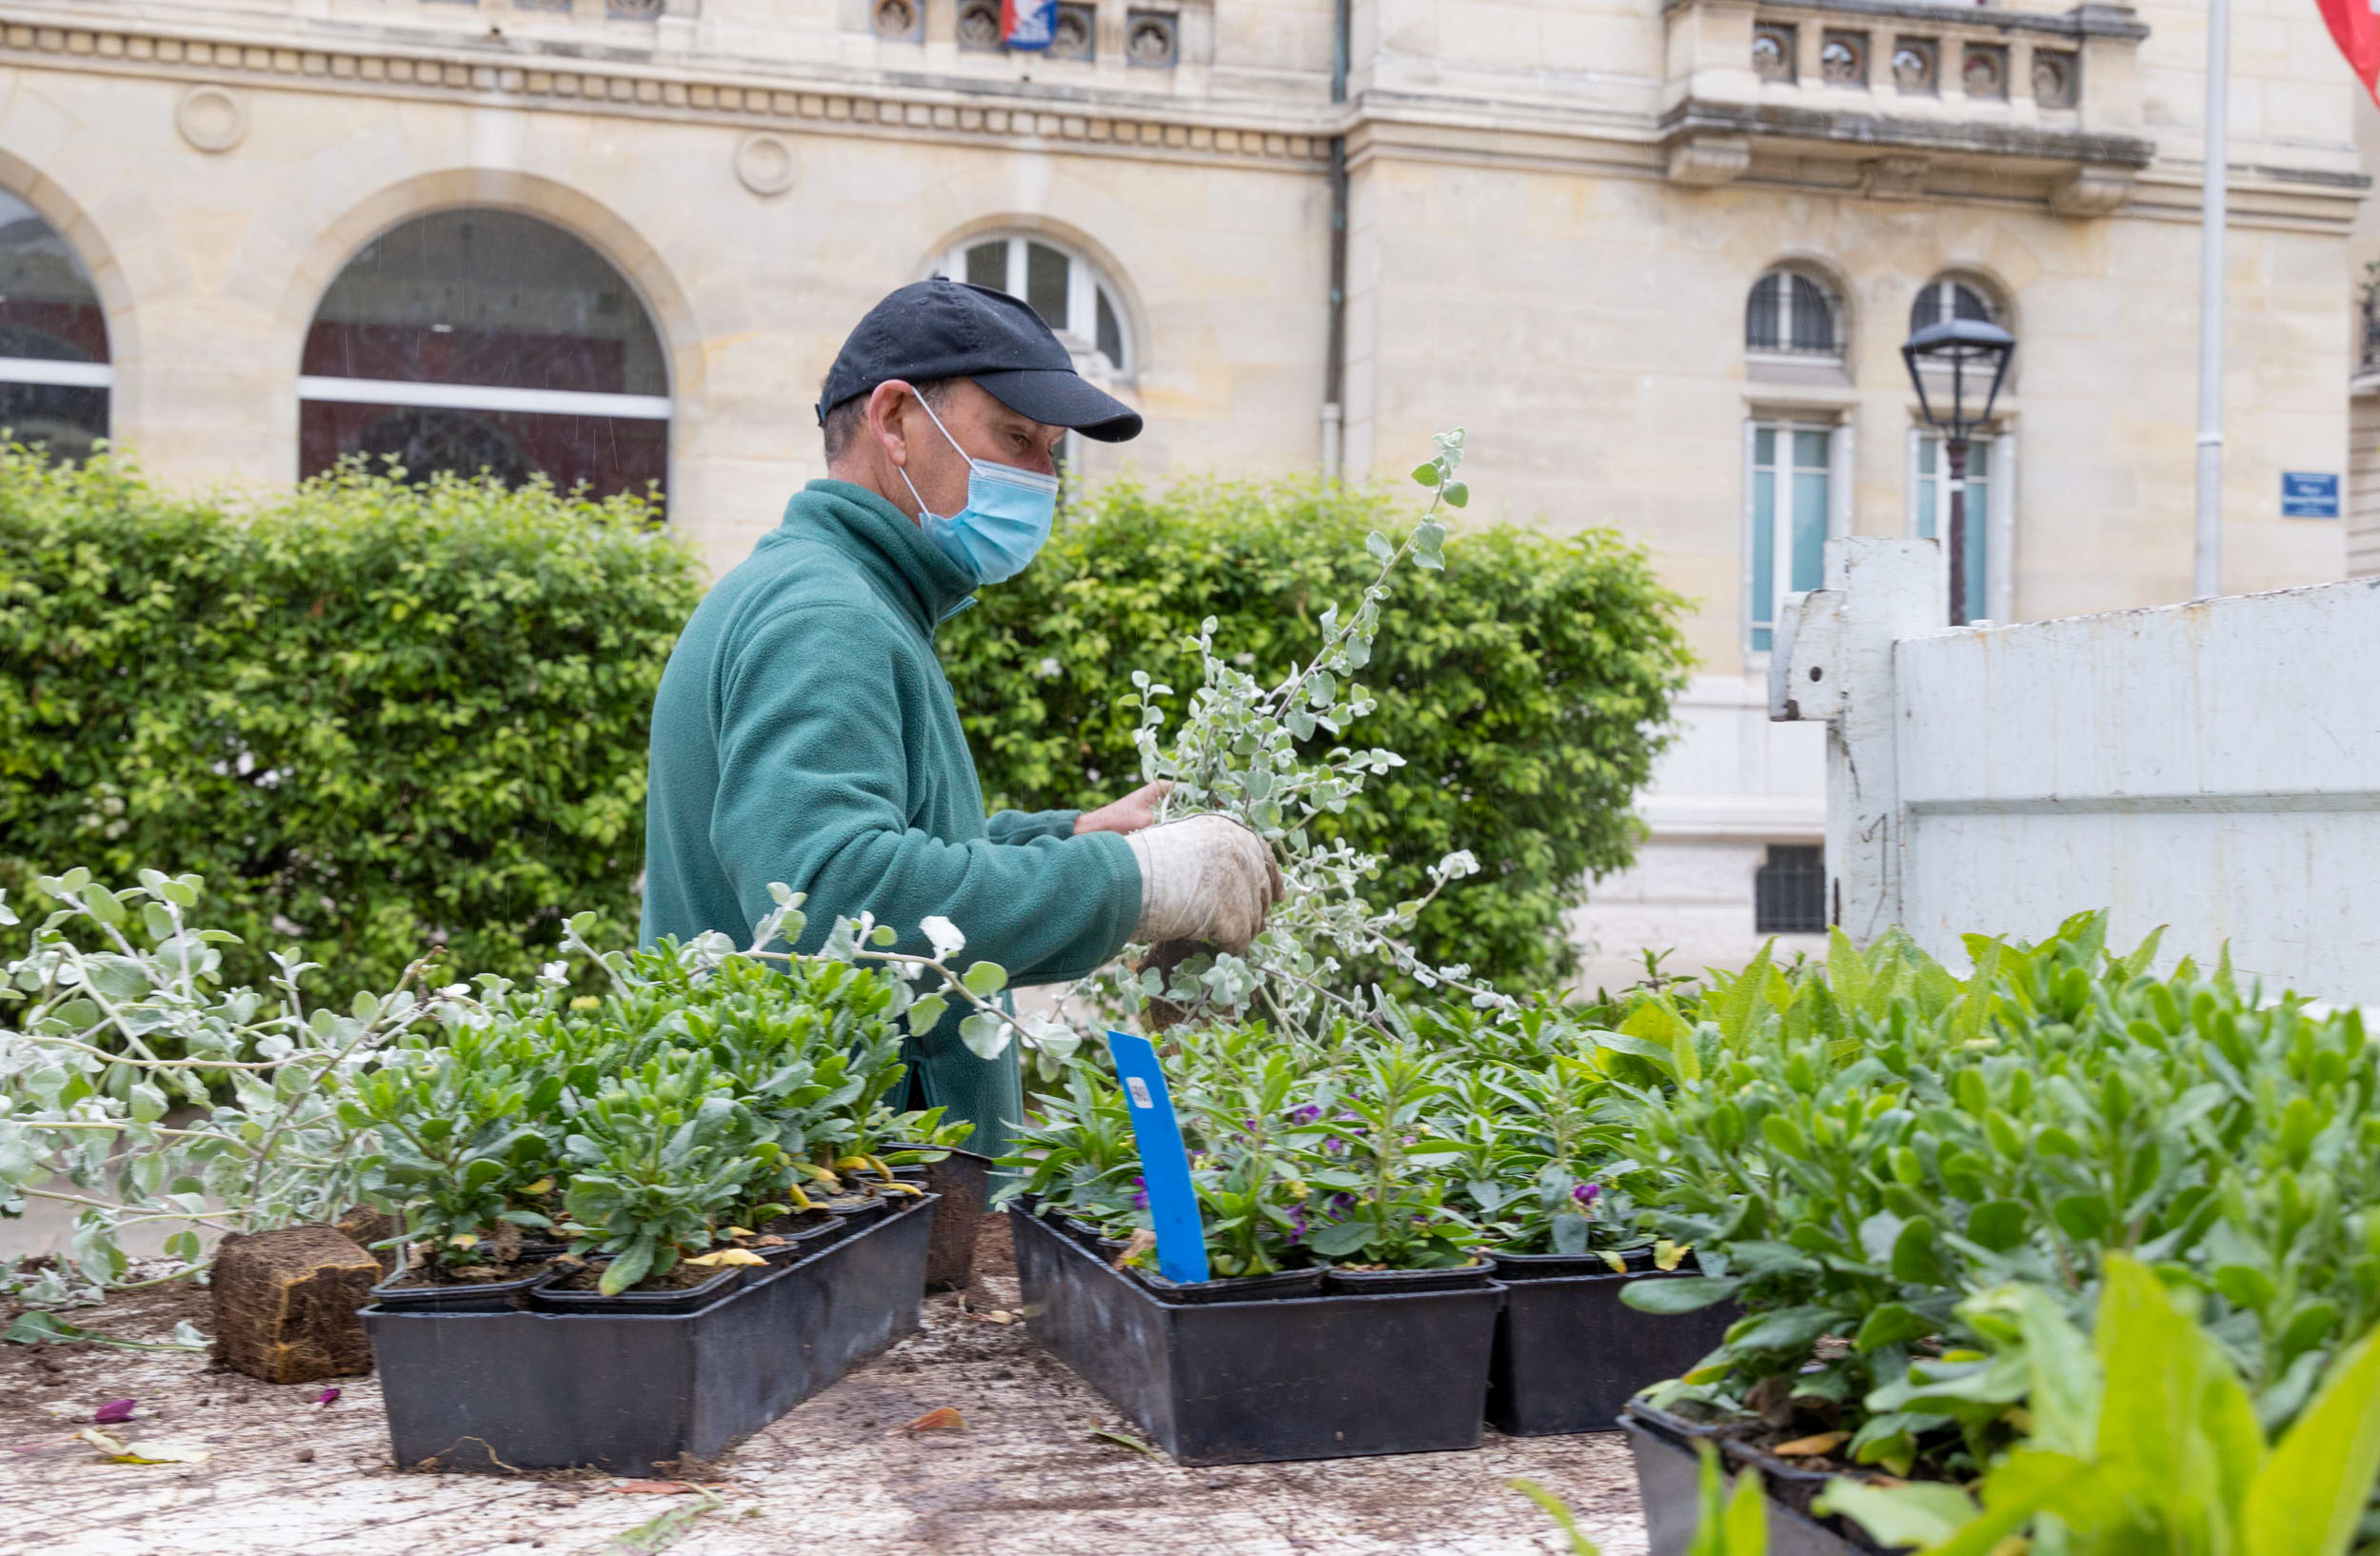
[1123,814,1284,954]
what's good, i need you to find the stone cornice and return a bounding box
[1660,97,2156,170]
[0,8,1336,170]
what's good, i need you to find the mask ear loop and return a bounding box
[893,387,970,521]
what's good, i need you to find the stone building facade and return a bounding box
[0,0,2361,981]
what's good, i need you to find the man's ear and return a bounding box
[866,380,914,469]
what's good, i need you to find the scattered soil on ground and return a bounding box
[0,1212,1652,1555]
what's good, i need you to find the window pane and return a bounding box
[1793,429,1829,469]
[299,399,665,504]
[1025,242,1069,330]
[303,209,666,395]
[1788,275,1835,352]
[1095,288,1123,367]
[1954,284,1993,323]
[0,192,108,365]
[1755,845,1828,933]
[1754,426,1775,465]
[1751,462,1776,645]
[1746,273,1783,351]
[0,380,107,462]
[1791,469,1828,592]
[964,241,1006,290]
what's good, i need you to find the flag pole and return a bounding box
[2193,0,2228,598]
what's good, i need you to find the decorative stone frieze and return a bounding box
[0,10,1323,170]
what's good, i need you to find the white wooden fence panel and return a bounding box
[1776,544,2380,1002]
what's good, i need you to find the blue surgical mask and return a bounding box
[896,397,1061,587]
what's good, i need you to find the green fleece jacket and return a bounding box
[640,480,1143,1163]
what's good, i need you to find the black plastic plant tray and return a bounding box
[364,1193,937,1475]
[1485,1257,1740,1437]
[1010,1204,1503,1466]
[1622,1402,1900,1556]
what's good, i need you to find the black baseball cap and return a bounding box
[815,277,1142,443]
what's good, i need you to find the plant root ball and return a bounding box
[211,1225,381,1384]
[335,1206,399,1276]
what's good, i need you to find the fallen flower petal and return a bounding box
[314,1388,340,1406]
[982,1309,1017,1325]
[903,1406,966,1432]
[91,1400,135,1425]
[613,1480,699,1495]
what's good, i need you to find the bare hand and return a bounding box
[1074,779,1171,837]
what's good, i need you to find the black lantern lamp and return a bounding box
[1901,317,2014,626]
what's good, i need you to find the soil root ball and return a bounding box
[211,1225,381,1384]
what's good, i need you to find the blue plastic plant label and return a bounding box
[1105,1030,1210,1286]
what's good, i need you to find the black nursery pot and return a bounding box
[1490,1245,1655,1281]
[1322,1261,1494,1296]
[368,1264,557,1313]
[1132,1266,1327,1305]
[1010,1203,1503,1466]
[530,1260,745,1316]
[1483,1249,1740,1438]
[365,1192,937,1476]
[1621,1401,1902,1556]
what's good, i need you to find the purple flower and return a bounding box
[91,1400,134,1426]
[1130,1174,1149,1211]
[1328,1192,1356,1217]
[1288,1105,1322,1125]
[1288,1206,1309,1245]
[1572,1182,1602,1207]
[1131,1190,1148,1210]
[1323,1137,1347,1155]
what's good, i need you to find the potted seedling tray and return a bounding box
[1010,1204,1504,1466]
[364,1192,937,1475]
[1621,1401,1900,1556]
[1484,1248,1741,1437]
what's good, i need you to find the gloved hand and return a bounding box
[1123,813,1284,953]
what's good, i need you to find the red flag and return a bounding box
[2317,0,2380,103]
[1001,0,1056,50]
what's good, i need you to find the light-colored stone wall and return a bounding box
[18,62,1329,570]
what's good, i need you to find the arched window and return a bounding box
[0,191,110,462]
[1745,268,1843,359]
[1910,274,1999,334]
[942,233,1130,376]
[299,209,669,501]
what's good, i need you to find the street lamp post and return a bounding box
[1902,318,2015,627]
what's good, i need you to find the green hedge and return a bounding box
[942,477,1695,987]
[0,453,702,993]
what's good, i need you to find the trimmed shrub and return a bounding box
[942,477,1694,987]
[0,453,702,993]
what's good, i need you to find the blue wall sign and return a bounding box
[1105,1030,1209,1285]
[2282,471,2340,519]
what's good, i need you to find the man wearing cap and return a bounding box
[640,278,1281,1161]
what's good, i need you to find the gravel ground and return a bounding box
[0,1220,1650,1556]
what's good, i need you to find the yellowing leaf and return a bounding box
[682,1249,765,1267]
[77,1429,209,1466]
[1654,1240,1689,1272]
[1774,1432,1850,1458]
